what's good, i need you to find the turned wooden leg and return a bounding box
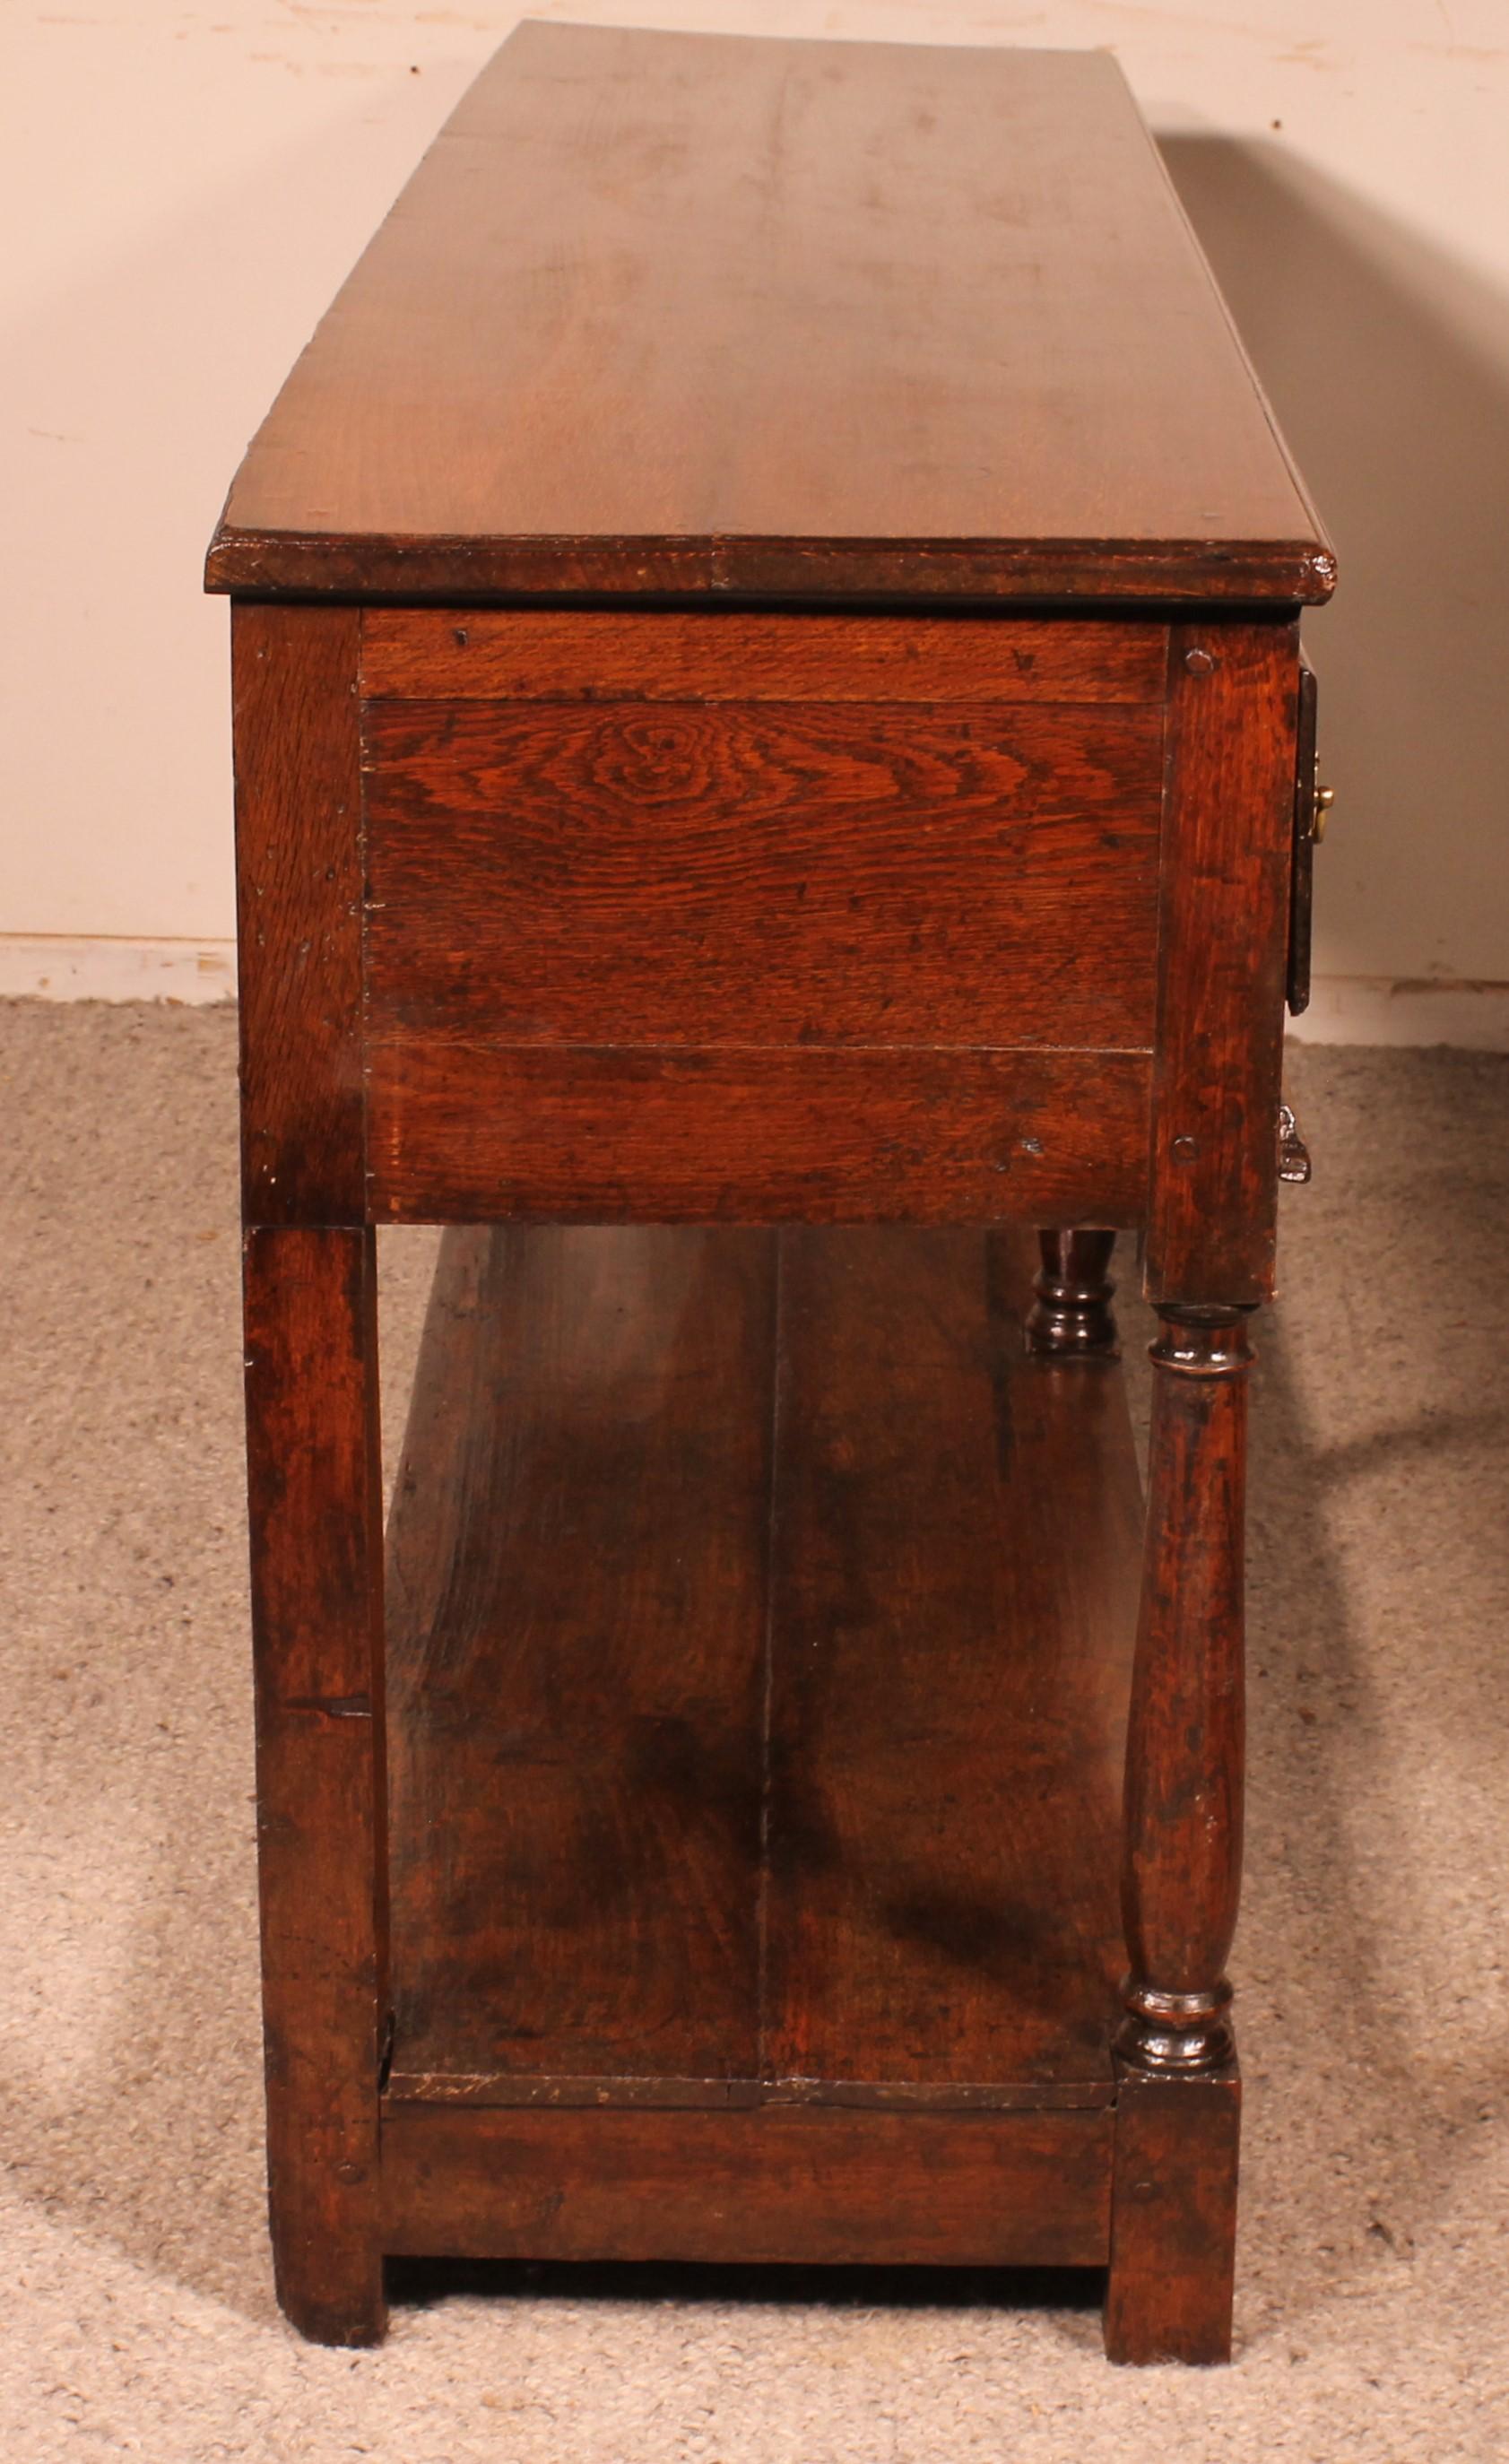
[1105,1303,1252,2364]
[243,1226,388,2344]
[1024,1229,1119,1358]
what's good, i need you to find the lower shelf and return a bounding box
[381,1222,1142,2259]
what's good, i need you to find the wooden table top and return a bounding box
[206,22,1333,607]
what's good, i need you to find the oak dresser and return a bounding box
[207,21,1335,2364]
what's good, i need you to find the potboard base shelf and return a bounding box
[378,1222,1157,2287]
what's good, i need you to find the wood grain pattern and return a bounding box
[232,604,365,1226]
[382,1223,1139,2116]
[762,1228,1140,2092]
[205,24,1333,605]
[363,1042,1153,1227]
[380,2104,1113,2268]
[214,21,1326,2348]
[1106,2065,1241,2364]
[360,610,1170,703]
[1145,620,1300,1306]
[243,1227,386,2345]
[362,698,1162,1051]
[382,2070,1114,2112]
[385,1225,774,2087]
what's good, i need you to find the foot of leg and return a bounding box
[1105,2064,1241,2364]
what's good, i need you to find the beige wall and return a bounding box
[5,1,1506,1038]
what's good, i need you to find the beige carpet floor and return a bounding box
[2,1000,1507,2461]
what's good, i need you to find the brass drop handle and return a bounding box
[1278,1102,1312,1185]
[1312,782,1336,844]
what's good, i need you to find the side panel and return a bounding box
[359,607,1165,1228]
[362,697,1163,1053]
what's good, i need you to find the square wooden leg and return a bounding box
[243,1225,388,2343]
[1105,2063,1241,2363]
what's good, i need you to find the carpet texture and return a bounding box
[1,1001,1506,2461]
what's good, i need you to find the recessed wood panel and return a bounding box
[363,1042,1151,1226]
[362,698,1161,1052]
[360,610,1170,704]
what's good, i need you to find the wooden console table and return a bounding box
[207,22,1334,2364]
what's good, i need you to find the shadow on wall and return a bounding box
[1160,136,1509,992]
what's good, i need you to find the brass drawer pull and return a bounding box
[1278,1102,1312,1184]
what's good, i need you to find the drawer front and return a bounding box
[359,611,1165,1224]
